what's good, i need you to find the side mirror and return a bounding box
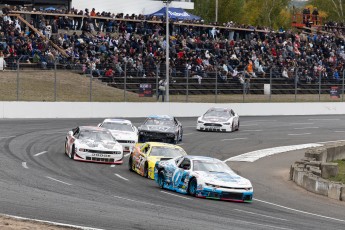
[68,131,73,137]
[97,123,102,127]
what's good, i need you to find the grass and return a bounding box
[0,70,344,103]
[329,160,345,184]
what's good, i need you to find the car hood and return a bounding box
[110,131,137,140]
[201,116,229,123]
[196,171,251,187]
[140,125,174,133]
[76,140,122,151]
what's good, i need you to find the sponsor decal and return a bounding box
[92,153,111,157]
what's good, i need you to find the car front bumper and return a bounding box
[196,187,253,202]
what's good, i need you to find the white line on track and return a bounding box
[334,131,345,133]
[254,198,345,223]
[242,130,262,132]
[34,151,47,157]
[115,174,129,181]
[317,139,345,144]
[160,191,192,200]
[289,123,314,125]
[22,162,28,169]
[113,195,160,206]
[234,209,289,221]
[0,213,103,230]
[232,219,293,230]
[308,118,340,121]
[246,120,276,122]
[221,138,248,141]
[183,133,195,136]
[0,135,16,139]
[240,124,258,127]
[288,133,311,136]
[124,153,131,157]
[46,176,72,186]
[293,127,319,130]
[110,165,116,168]
[225,143,322,162]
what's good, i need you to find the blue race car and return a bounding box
[154,156,253,202]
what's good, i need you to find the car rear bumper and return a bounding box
[197,123,231,132]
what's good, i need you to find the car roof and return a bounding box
[102,118,132,124]
[186,156,221,162]
[208,107,231,112]
[148,115,174,120]
[79,126,109,132]
[144,142,184,149]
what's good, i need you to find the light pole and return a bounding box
[215,0,218,22]
[164,0,171,102]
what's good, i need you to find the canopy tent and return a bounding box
[148,7,201,20]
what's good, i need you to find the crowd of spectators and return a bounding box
[0,5,344,87]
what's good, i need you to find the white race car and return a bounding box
[197,107,240,132]
[98,119,138,153]
[65,126,123,164]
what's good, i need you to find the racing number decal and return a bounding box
[136,155,145,172]
[172,169,187,188]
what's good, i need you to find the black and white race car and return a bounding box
[138,115,183,144]
[196,107,240,132]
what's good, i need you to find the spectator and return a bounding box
[157,78,166,102]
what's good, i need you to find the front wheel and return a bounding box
[188,178,198,196]
[157,171,165,188]
[70,145,76,159]
[143,162,148,178]
[128,157,134,172]
[236,120,240,131]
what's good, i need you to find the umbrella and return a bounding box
[45,7,56,11]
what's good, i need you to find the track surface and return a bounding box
[1,116,345,230]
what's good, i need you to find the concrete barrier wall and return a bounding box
[290,142,345,201]
[2,102,345,118]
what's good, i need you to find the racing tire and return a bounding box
[128,157,134,172]
[70,145,76,159]
[64,140,68,155]
[188,177,197,196]
[179,130,183,142]
[143,163,149,178]
[236,120,240,131]
[157,171,165,188]
[231,123,235,132]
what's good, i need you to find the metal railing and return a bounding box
[2,58,344,103]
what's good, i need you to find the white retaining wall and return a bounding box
[1,102,345,118]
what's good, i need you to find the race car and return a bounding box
[196,107,240,132]
[129,142,187,179]
[154,156,253,202]
[65,126,123,164]
[138,115,183,144]
[98,118,138,153]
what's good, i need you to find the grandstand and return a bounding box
[0,2,344,101]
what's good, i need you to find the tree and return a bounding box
[310,0,345,22]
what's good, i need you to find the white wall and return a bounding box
[2,102,345,118]
[72,0,194,15]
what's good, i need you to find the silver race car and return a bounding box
[197,107,240,132]
[98,119,138,153]
[65,126,123,164]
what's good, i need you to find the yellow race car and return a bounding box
[129,142,187,179]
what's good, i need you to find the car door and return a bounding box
[172,157,191,189]
[134,143,149,172]
[66,127,79,156]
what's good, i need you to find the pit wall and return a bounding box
[290,142,345,201]
[1,102,345,118]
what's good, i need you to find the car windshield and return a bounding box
[79,130,115,142]
[204,109,230,119]
[192,160,234,173]
[150,146,187,157]
[101,122,133,132]
[145,118,174,126]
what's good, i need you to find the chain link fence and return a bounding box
[1,56,344,103]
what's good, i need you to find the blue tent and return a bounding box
[148,7,201,21]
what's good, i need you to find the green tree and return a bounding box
[309,0,345,22]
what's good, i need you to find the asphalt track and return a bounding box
[1,115,345,230]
